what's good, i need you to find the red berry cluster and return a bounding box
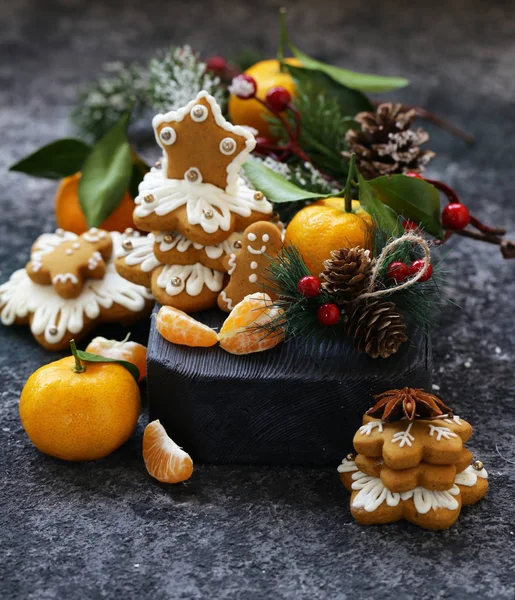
[386,260,433,283]
[297,276,340,326]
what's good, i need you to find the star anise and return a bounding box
[367,387,453,422]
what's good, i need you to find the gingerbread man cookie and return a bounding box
[26,227,112,299]
[217,221,283,312]
[132,92,274,245]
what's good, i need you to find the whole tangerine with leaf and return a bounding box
[19,341,141,461]
[228,58,301,138]
[284,197,373,277]
[55,172,135,235]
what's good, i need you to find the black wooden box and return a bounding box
[147,306,432,465]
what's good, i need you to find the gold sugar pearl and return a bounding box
[346,453,356,462]
[48,327,58,336]
[254,191,264,201]
[222,139,235,152]
[56,228,65,237]
[186,170,199,182]
[122,240,133,251]
[171,276,182,287]
[124,228,134,236]
[161,130,172,141]
[192,106,205,119]
[163,234,174,244]
[473,460,484,471]
[144,194,154,203]
[233,240,242,249]
[154,160,162,168]
[203,209,214,219]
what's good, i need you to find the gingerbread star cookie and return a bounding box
[26,228,112,299]
[132,92,273,245]
[0,229,153,350]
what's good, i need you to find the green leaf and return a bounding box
[357,172,402,238]
[78,113,133,228]
[284,64,372,116]
[9,138,91,179]
[289,44,409,93]
[368,175,443,238]
[76,349,140,382]
[243,160,325,204]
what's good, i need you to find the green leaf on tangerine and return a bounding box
[357,172,402,238]
[289,43,410,93]
[243,159,325,204]
[9,138,91,179]
[78,113,133,228]
[368,175,443,238]
[76,349,139,382]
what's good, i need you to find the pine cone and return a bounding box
[345,298,408,359]
[321,247,374,300]
[343,103,435,179]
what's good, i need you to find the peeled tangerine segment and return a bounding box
[156,306,218,347]
[143,420,193,484]
[218,292,285,355]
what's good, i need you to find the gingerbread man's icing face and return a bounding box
[26,228,113,299]
[152,91,255,193]
[218,221,283,312]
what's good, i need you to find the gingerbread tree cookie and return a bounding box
[218,221,283,312]
[26,228,112,299]
[132,91,273,245]
[338,387,488,530]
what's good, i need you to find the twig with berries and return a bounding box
[406,173,515,258]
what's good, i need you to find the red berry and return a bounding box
[403,219,419,232]
[386,261,409,283]
[317,303,340,326]
[265,87,292,112]
[297,276,321,298]
[206,56,227,73]
[229,74,257,99]
[405,172,424,179]
[442,203,470,231]
[409,259,433,282]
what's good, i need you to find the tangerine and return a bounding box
[143,420,193,484]
[228,58,301,138]
[156,306,218,347]
[19,342,140,461]
[55,172,135,235]
[284,198,373,276]
[86,335,147,381]
[218,292,284,355]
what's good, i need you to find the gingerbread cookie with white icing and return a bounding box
[153,231,243,272]
[26,228,112,299]
[132,92,273,246]
[217,221,283,312]
[115,231,162,288]
[0,230,153,351]
[338,388,488,530]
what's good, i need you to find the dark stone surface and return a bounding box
[1,0,515,598]
[148,307,432,465]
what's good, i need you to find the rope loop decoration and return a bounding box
[356,233,432,301]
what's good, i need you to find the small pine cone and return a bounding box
[343,103,435,179]
[321,247,374,300]
[345,298,408,359]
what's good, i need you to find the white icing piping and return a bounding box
[392,423,415,447]
[0,232,152,344]
[120,233,162,273]
[134,169,271,234]
[31,231,78,261]
[227,254,237,275]
[152,91,256,195]
[52,273,79,285]
[219,290,233,310]
[337,457,359,474]
[155,231,242,260]
[155,263,224,297]
[428,424,458,441]
[359,421,384,436]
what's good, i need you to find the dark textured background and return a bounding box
[1,0,515,598]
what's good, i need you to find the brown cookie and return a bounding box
[26,228,112,299]
[355,449,473,492]
[338,457,488,530]
[0,231,153,351]
[150,263,226,313]
[217,221,283,312]
[114,232,161,288]
[353,415,473,470]
[153,231,243,271]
